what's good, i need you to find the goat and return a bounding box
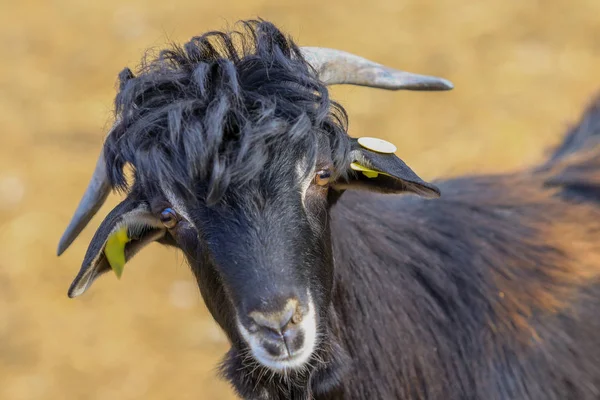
[57,19,600,399]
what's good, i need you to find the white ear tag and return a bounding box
[357,137,397,154]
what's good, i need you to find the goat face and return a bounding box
[57,20,450,376]
[169,140,340,372]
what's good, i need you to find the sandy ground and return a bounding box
[1,0,599,398]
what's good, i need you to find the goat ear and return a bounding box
[332,137,441,198]
[67,197,166,298]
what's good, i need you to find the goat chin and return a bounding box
[237,300,318,373]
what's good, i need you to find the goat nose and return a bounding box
[248,298,303,332]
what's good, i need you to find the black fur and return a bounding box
[324,96,600,399]
[96,19,600,399]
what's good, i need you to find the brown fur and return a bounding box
[324,97,600,398]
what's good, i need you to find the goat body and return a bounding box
[325,99,600,399]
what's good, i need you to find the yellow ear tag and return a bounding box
[357,137,397,154]
[351,162,380,178]
[104,226,130,279]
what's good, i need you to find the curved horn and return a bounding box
[299,47,453,91]
[57,148,111,256]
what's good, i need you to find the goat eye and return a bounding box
[160,208,178,229]
[315,169,331,186]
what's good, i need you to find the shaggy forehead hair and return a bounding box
[103,19,351,204]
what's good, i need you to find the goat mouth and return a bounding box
[237,301,318,373]
[254,350,316,372]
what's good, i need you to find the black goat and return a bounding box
[57,19,600,399]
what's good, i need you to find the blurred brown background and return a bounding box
[1,0,599,398]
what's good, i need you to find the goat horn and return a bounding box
[299,47,453,91]
[57,147,111,256]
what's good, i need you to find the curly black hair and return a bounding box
[103,19,351,204]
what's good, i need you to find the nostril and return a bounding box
[291,309,303,324]
[249,298,304,333]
